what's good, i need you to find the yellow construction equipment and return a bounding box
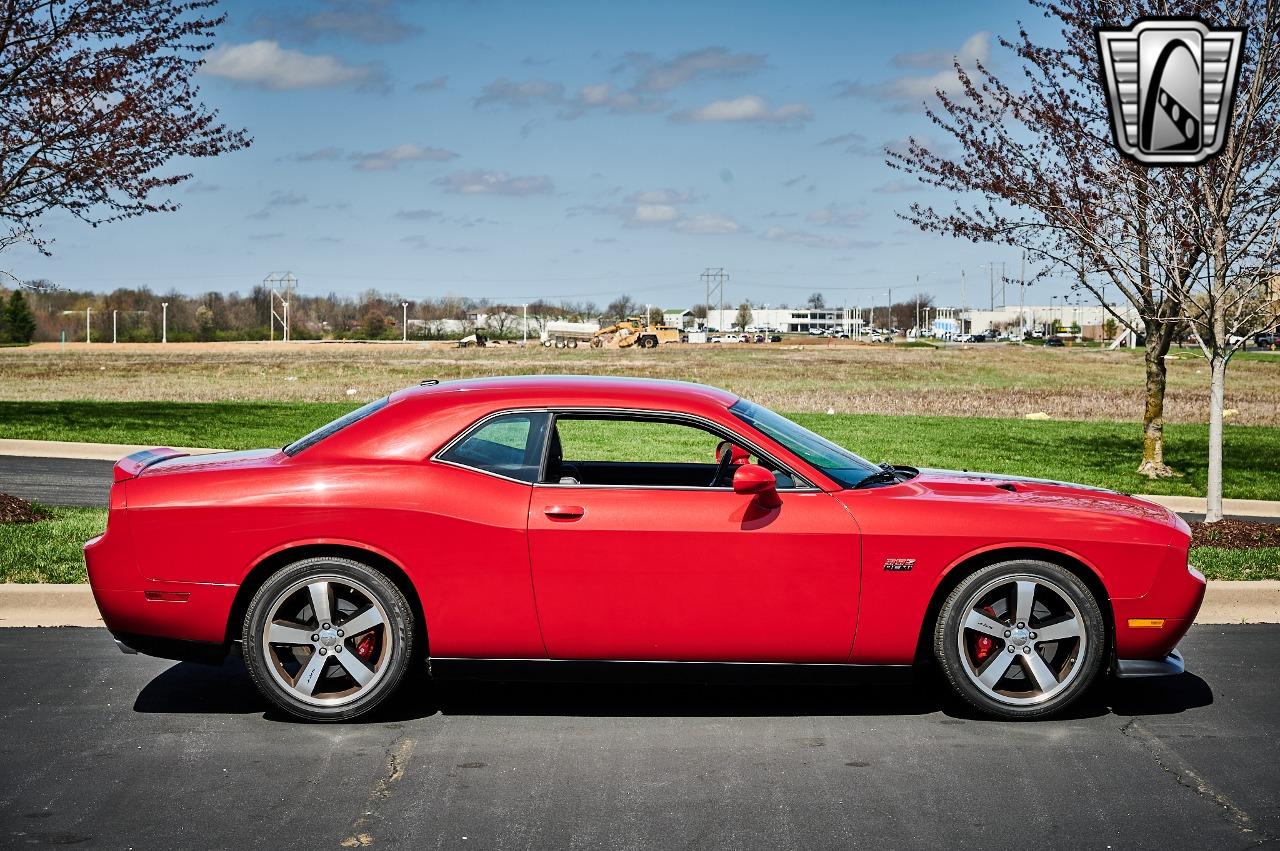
[590,317,682,349]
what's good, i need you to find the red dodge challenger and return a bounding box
[86,376,1205,721]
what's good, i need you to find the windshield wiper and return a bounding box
[856,469,901,488]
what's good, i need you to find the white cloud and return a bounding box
[434,170,554,196]
[890,31,990,70]
[203,40,373,90]
[571,188,741,236]
[413,76,448,92]
[671,95,813,126]
[837,32,990,105]
[807,205,867,229]
[675,214,742,235]
[633,204,680,223]
[352,144,459,171]
[474,78,564,108]
[762,227,849,250]
[628,47,767,93]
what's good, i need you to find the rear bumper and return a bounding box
[110,630,228,665]
[1114,648,1185,679]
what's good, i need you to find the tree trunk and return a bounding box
[1137,319,1177,478]
[1205,351,1228,523]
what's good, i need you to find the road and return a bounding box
[2,455,1272,526]
[0,626,1276,849]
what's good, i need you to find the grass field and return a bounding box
[4,506,1275,584]
[2,399,1276,499]
[4,340,1279,425]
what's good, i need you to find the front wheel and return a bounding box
[934,561,1105,719]
[242,557,416,721]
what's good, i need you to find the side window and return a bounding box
[438,412,549,483]
[546,415,796,489]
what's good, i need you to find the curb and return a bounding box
[2,581,1277,628]
[1135,494,1280,518]
[0,439,226,461]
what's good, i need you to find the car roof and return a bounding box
[399,374,740,411]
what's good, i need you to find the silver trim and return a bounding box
[1114,648,1185,678]
[113,638,138,655]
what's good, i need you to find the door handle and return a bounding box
[543,505,585,520]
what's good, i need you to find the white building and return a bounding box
[961,304,1140,337]
[704,307,866,334]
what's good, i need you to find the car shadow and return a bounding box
[133,658,1214,723]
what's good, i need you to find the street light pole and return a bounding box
[86,307,91,344]
[402,302,408,343]
[161,302,168,343]
[522,303,528,345]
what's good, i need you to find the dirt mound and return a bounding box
[1191,518,1279,550]
[0,492,49,524]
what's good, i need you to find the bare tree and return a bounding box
[1,0,251,254]
[734,302,753,331]
[1155,1,1280,520]
[888,0,1202,479]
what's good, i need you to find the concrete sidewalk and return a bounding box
[3,581,1277,628]
[3,438,1278,517]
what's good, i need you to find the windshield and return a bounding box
[730,399,879,488]
[283,397,389,456]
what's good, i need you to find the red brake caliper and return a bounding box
[355,632,376,662]
[973,604,999,662]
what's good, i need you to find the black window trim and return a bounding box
[430,406,816,491]
[431,408,552,485]
[541,407,816,491]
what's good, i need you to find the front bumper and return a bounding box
[1114,648,1185,678]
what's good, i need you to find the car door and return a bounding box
[526,412,861,663]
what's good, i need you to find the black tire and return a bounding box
[242,556,416,721]
[933,560,1105,720]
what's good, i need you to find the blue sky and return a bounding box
[9,0,1070,309]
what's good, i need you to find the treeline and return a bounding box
[1,283,631,343]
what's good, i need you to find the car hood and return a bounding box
[909,468,1182,527]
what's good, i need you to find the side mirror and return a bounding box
[733,464,782,509]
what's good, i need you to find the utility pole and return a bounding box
[113,309,117,344]
[1001,262,1008,309]
[960,268,967,334]
[1019,251,1027,336]
[914,278,920,337]
[989,263,994,311]
[161,302,168,343]
[86,307,91,344]
[402,302,409,342]
[522,303,528,345]
[700,267,727,331]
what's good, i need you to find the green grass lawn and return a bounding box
[3,506,1275,584]
[0,507,105,583]
[2,400,1276,499]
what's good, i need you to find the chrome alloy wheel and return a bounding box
[956,573,1087,707]
[260,574,393,708]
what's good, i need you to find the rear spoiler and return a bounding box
[113,448,188,482]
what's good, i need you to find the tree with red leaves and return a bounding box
[0,0,250,255]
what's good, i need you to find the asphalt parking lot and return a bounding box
[0,626,1276,849]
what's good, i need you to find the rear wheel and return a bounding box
[243,557,415,721]
[934,561,1105,719]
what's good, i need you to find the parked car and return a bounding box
[1254,332,1277,349]
[768,334,783,343]
[711,334,743,343]
[1044,336,1066,347]
[88,376,1204,721]
[808,328,826,336]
